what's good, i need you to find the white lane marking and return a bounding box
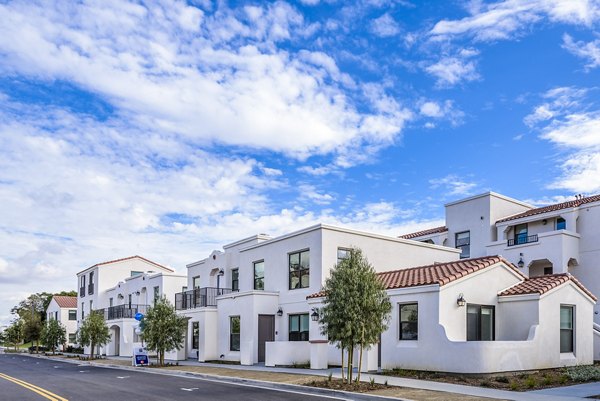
[53,366,60,369]
[117,376,130,379]
[79,370,89,373]
[180,388,199,392]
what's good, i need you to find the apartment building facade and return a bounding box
[46,295,78,347]
[176,222,595,372]
[76,255,186,357]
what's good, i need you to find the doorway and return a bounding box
[257,314,275,363]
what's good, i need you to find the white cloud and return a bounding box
[419,101,443,117]
[371,13,401,37]
[525,87,600,192]
[425,55,479,87]
[298,184,335,205]
[429,175,477,196]
[430,0,600,42]
[0,0,410,167]
[562,33,600,70]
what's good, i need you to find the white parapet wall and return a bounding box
[265,341,310,367]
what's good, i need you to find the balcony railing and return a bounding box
[508,234,539,247]
[97,304,148,321]
[79,287,85,297]
[175,287,236,310]
[88,283,94,295]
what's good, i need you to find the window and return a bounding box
[130,271,143,277]
[254,261,264,290]
[109,298,113,307]
[69,310,77,320]
[399,303,418,340]
[514,223,528,245]
[467,304,495,341]
[289,250,310,289]
[89,300,93,312]
[80,275,85,297]
[182,286,188,292]
[81,302,85,320]
[560,305,574,353]
[421,239,434,244]
[544,267,553,275]
[192,276,201,289]
[231,269,239,291]
[455,231,470,259]
[337,248,351,264]
[556,217,566,230]
[128,294,132,308]
[230,316,240,351]
[55,311,58,320]
[68,333,76,343]
[192,322,199,349]
[153,286,160,303]
[289,314,309,341]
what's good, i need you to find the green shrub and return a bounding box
[565,365,600,382]
[495,376,509,383]
[480,380,492,387]
[509,381,519,391]
[525,377,537,388]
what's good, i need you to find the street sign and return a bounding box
[132,346,149,367]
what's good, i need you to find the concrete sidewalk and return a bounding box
[531,381,600,398]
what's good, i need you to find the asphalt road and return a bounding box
[0,353,343,401]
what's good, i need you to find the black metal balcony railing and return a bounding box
[88,283,94,295]
[175,287,236,310]
[97,304,148,321]
[508,234,539,247]
[79,287,85,297]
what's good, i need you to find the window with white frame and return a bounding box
[230,316,240,351]
[455,231,470,259]
[337,248,351,264]
[254,261,264,290]
[560,305,574,353]
[399,303,418,340]
[231,268,239,291]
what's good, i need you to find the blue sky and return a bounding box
[1,0,600,324]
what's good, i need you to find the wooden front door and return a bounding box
[258,314,275,363]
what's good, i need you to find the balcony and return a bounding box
[97,304,148,321]
[175,287,237,311]
[88,283,94,295]
[507,234,538,247]
[79,287,85,297]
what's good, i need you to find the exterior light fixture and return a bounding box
[456,293,466,307]
[517,253,525,269]
[277,307,283,317]
[217,269,225,293]
[311,308,319,322]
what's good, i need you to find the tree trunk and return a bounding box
[91,341,95,359]
[340,347,345,381]
[347,344,353,384]
[358,327,364,382]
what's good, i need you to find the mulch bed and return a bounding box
[306,378,389,392]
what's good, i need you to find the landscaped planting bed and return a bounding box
[382,364,600,391]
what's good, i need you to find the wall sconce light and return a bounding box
[135,291,141,296]
[542,219,547,225]
[311,308,319,322]
[517,253,525,269]
[277,307,283,317]
[218,269,224,276]
[117,294,124,299]
[456,293,466,307]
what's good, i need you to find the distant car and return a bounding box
[28,345,49,353]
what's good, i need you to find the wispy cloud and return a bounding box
[425,50,480,87]
[370,13,401,37]
[429,174,477,196]
[525,87,600,192]
[562,33,600,71]
[429,0,599,42]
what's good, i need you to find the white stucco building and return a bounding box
[399,192,600,361]
[175,222,595,373]
[76,255,186,357]
[46,295,78,348]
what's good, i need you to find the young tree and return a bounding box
[77,311,110,359]
[41,319,67,355]
[5,320,24,351]
[319,248,391,383]
[12,293,50,352]
[142,296,187,366]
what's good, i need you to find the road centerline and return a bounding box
[0,372,69,401]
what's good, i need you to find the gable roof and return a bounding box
[308,255,520,299]
[497,194,600,223]
[399,226,448,240]
[78,255,173,275]
[499,273,596,301]
[52,295,77,309]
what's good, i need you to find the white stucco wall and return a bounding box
[46,299,78,346]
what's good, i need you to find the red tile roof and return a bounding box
[499,274,597,301]
[497,194,600,223]
[84,255,173,273]
[52,295,77,308]
[308,255,520,299]
[399,226,448,239]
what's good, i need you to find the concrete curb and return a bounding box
[21,353,410,401]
